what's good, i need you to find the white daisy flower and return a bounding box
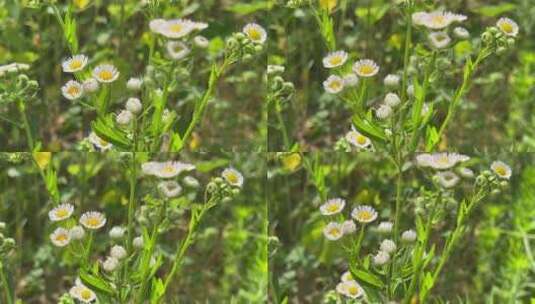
[93,64,119,83]
[343,73,359,87]
[183,176,200,188]
[319,198,346,215]
[88,132,113,151]
[401,229,417,243]
[116,110,133,125]
[429,31,451,49]
[373,250,390,266]
[61,80,84,100]
[491,161,512,179]
[82,78,99,93]
[62,54,88,73]
[110,245,127,260]
[380,239,397,253]
[497,17,519,37]
[48,203,74,221]
[458,167,474,178]
[192,21,208,31]
[159,19,195,38]
[69,226,85,240]
[412,12,428,26]
[103,256,119,272]
[453,27,470,39]
[126,77,143,91]
[384,74,400,87]
[79,211,106,230]
[345,128,371,149]
[407,84,415,97]
[166,41,191,60]
[384,92,401,107]
[376,104,392,120]
[149,18,167,33]
[158,180,182,198]
[336,280,364,299]
[243,23,267,44]
[323,222,344,240]
[417,153,470,170]
[142,161,195,179]
[419,11,466,30]
[341,271,353,282]
[109,226,125,239]
[322,51,348,68]
[377,221,393,234]
[194,35,210,48]
[133,236,144,249]
[50,227,71,247]
[351,205,378,223]
[126,97,142,114]
[342,220,356,234]
[71,284,96,303]
[435,171,460,188]
[323,75,344,94]
[353,59,380,77]
[222,167,244,187]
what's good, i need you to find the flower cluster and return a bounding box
[48,203,106,247]
[0,64,39,104]
[224,23,267,63]
[0,222,16,258]
[149,18,208,61]
[481,18,519,54]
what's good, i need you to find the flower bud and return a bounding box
[126,97,142,114]
[116,110,133,125]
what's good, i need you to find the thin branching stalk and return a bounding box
[18,100,34,151]
[0,262,13,304]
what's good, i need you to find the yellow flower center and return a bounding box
[437,156,449,165]
[98,70,113,81]
[326,204,339,213]
[86,217,101,227]
[67,85,80,96]
[170,24,183,33]
[356,135,367,145]
[80,289,92,300]
[329,228,341,236]
[162,165,176,174]
[226,173,239,184]
[247,29,261,41]
[55,208,69,218]
[282,153,301,171]
[69,59,82,70]
[99,138,109,146]
[431,15,446,25]
[329,80,342,90]
[348,286,359,295]
[500,22,513,34]
[55,233,68,242]
[358,65,375,75]
[329,56,343,66]
[495,166,507,176]
[358,210,372,221]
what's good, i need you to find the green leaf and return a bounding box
[470,4,516,17]
[79,270,115,296]
[424,126,439,151]
[169,132,184,152]
[195,158,229,173]
[150,278,165,303]
[45,168,60,203]
[91,116,131,149]
[349,267,384,288]
[355,3,391,25]
[226,1,271,15]
[352,114,387,141]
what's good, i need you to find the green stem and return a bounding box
[18,100,34,151]
[275,107,290,150]
[0,262,13,304]
[126,152,137,255]
[400,4,413,105]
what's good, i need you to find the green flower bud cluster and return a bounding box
[0,63,39,105]
[334,137,352,152]
[207,177,241,204]
[475,170,509,195]
[268,71,295,108]
[225,32,264,64]
[481,27,516,55]
[0,222,16,257]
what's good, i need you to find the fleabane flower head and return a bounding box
[380,239,397,253]
[384,92,401,107]
[79,211,106,230]
[127,77,143,91]
[126,97,142,114]
[377,221,393,234]
[110,245,127,260]
[88,132,113,151]
[103,256,119,272]
[93,64,119,83]
[50,227,71,247]
[323,222,344,240]
[322,51,348,68]
[194,35,210,48]
[158,19,196,39]
[345,127,371,149]
[497,17,519,37]
[435,171,460,188]
[376,104,392,120]
[342,220,356,234]
[323,75,344,94]
[491,161,512,179]
[82,78,99,93]
[62,54,88,73]
[61,80,84,100]
[384,74,400,88]
[70,283,96,303]
[373,250,390,266]
[70,226,85,240]
[351,205,378,223]
[416,152,470,170]
[243,23,267,44]
[158,180,182,198]
[336,280,364,299]
[142,161,195,179]
[454,27,470,39]
[416,11,467,30]
[48,203,74,221]
[429,31,451,49]
[353,59,379,77]
[222,167,244,188]
[320,198,346,215]
[341,271,353,282]
[166,41,191,60]
[343,73,359,87]
[401,229,417,243]
[116,110,134,125]
[458,167,474,178]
